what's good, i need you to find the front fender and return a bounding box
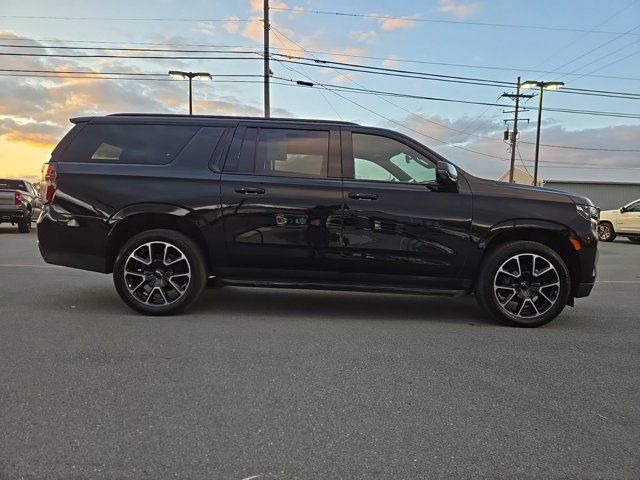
[479,218,578,249]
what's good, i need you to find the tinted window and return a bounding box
[174,127,227,166]
[62,124,198,165]
[626,201,640,212]
[0,179,26,191]
[256,129,329,178]
[351,133,436,184]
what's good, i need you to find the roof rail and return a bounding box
[106,113,359,125]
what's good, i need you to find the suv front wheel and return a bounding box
[476,241,571,327]
[113,229,207,315]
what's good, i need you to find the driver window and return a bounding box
[352,133,436,184]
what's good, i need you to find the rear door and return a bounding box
[619,200,640,233]
[219,123,344,278]
[339,128,473,287]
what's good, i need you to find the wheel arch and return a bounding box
[106,204,210,274]
[479,220,581,299]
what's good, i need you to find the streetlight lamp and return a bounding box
[168,71,212,115]
[521,80,564,186]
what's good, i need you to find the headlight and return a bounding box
[576,204,599,221]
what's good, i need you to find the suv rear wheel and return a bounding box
[17,213,31,233]
[113,229,207,315]
[476,241,571,327]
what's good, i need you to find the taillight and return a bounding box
[14,191,23,206]
[41,162,57,205]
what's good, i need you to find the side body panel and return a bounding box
[339,127,473,288]
[218,122,344,277]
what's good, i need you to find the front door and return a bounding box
[619,200,640,233]
[219,124,344,278]
[339,129,473,288]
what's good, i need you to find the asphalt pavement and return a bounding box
[1,226,638,479]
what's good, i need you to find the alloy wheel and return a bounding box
[493,253,560,319]
[124,241,191,306]
[598,224,611,241]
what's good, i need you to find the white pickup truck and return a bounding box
[598,198,640,243]
[0,179,41,233]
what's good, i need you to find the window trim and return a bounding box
[221,125,340,181]
[342,129,438,186]
[61,122,198,166]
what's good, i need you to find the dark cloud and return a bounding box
[390,112,640,181]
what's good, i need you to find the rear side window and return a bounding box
[0,179,26,191]
[61,124,198,165]
[256,129,329,178]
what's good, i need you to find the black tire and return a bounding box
[113,229,207,315]
[475,241,571,327]
[598,222,616,242]
[17,214,31,233]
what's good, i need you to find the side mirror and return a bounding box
[620,207,627,213]
[436,161,458,192]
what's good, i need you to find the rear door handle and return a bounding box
[348,192,379,200]
[234,187,265,195]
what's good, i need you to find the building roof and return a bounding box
[541,167,640,185]
[498,167,544,186]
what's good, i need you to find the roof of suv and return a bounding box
[71,113,359,127]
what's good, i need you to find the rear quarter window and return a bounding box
[60,124,198,165]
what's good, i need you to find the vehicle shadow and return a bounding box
[42,282,494,326]
[191,286,493,325]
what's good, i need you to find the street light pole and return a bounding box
[168,70,212,115]
[521,80,564,186]
[189,75,193,115]
[533,84,544,186]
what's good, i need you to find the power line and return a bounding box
[0,68,262,78]
[0,52,261,60]
[0,15,255,22]
[3,43,640,99]
[272,78,640,119]
[268,7,640,36]
[270,25,508,161]
[2,35,640,82]
[274,55,640,99]
[527,0,639,73]
[0,43,260,55]
[518,141,640,152]
[551,23,640,77]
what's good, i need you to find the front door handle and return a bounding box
[348,192,379,200]
[234,187,265,195]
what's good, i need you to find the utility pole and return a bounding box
[508,77,521,183]
[501,77,532,183]
[263,0,270,118]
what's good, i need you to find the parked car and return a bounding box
[0,178,41,233]
[598,199,640,243]
[37,114,599,327]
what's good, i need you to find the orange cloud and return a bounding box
[437,0,482,19]
[371,13,421,31]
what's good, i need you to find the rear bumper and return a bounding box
[37,207,109,273]
[0,208,27,221]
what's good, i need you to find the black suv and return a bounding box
[38,114,598,327]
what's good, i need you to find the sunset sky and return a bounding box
[1,0,639,183]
